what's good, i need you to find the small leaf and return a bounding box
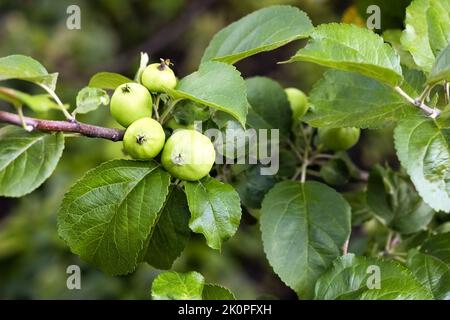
[428,43,450,85]
[314,254,433,299]
[57,160,171,275]
[73,87,110,115]
[201,5,313,64]
[135,52,149,83]
[173,62,247,127]
[0,126,64,197]
[245,77,292,136]
[260,181,351,299]
[343,190,374,226]
[421,232,450,264]
[407,249,450,300]
[304,70,416,129]
[202,284,236,300]
[88,72,133,90]
[288,23,403,86]
[151,271,204,300]
[394,115,450,213]
[0,55,58,90]
[184,176,242,250]
[367,165,435,234]
[143,187,191,270]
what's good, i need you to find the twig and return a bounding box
[342,238,349,255]
[0,110,124,141]
[394,86,441,118]
[39,84,74,120]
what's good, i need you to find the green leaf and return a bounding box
[343,190,374,226]
[0,126,64,197]
[394,115,450,213]
[401,0,450,72]
[245,77,292,136]
[57,160,171,275]
[88,72,133,90]
[319,158,350,186]
[184,176,242,250]
[382,29,418,70]
[231,164,277,209]
[0,55,58,90]
[202,284,236,300]
[421,232,450,264]
[73,87,109,116]
[407,249,450,300]
[201,5,313,64]
[0,87,65,113]
[315,254,433,299]
[151,271,204,300]
[260,181,351,299]
[143,187,191,270]
[367,165,434,234]
[173,62,247,127]
[428,43,450,85]
[288,23,403,86]
[304,70,415,129]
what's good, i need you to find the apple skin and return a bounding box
[110,83,152,127]
[161,129,216,181]
[123,118,165,160]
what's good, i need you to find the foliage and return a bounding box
[0,1,449,300]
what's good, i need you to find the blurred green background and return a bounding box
[0,0,411,299]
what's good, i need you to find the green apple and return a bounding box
[161,129,215,181]
[285,88,308,120]
[123,117,165,160]
[318,127,361,151]
[141,59,177,93]
[110,82,152,127]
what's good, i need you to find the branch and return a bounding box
[394,86,441,118]
[0,110,124,141]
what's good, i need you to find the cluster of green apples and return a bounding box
[110,59,215,182]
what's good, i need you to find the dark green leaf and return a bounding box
[202,284,235,300]
[143,187,191,270]
[421,232,450,264]
[260,181,351,298]
[367,165,435,234]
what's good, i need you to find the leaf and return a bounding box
[288,23,403,86]
[428,43,450,85]
[0,126,64,197]
[0,87,65,113]
[73,87,110,115]
[88,72,133,90]
[407,249,450,300]
[367,165,435,234]
[0,55,58,90]
[151,271,204,300]
[173,62,247,127]
[245,77,292,136]
[143,187,191,270]
[421,232,450,264]
[57,160,171,275]
[304,70,416,129]
[382,29,419,70]
[260,181,351,299]
[231,164,278,209]
[202,284,236,300]
[394,115,450,213]
[134,52,149,83]
[315,254,433,299]
[184,176,242,250]
[401,0,450,72]
[343,190,374,226]
[201,5,313,64]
